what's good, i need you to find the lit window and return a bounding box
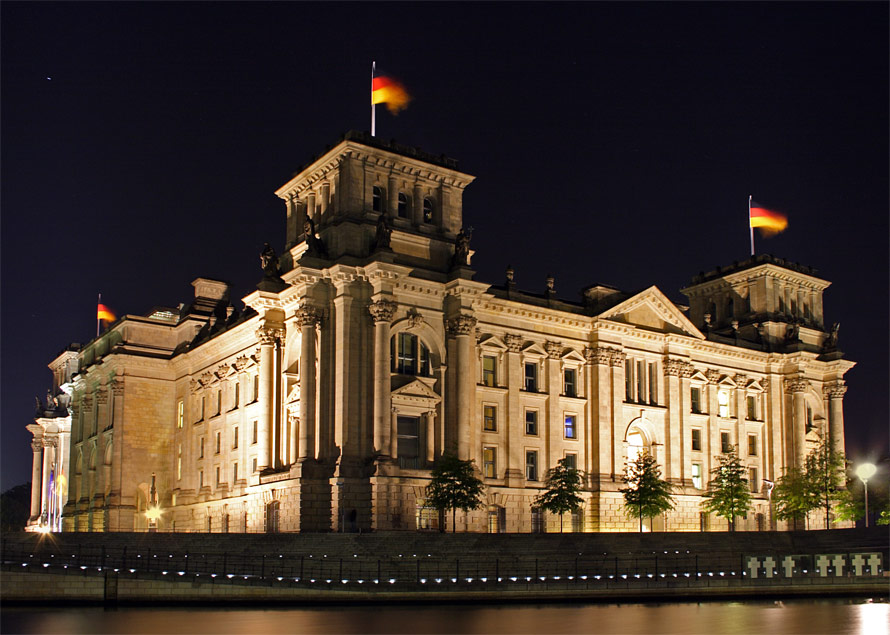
[627,430,646,465]
[177,400,184,428]
[564,414,577,439]
[483,405,497,432]
[482,355,496,387]
[422,197,433,223]
[233,426,239,449]
[691,387,702,414]
[526,451,538,481]
[483,447,497,478]
[524,362,538,391]
[748,433,757,456]
[252,457,257,473]
[177,445,182,480]
[720,431,732,454]
[253,375,259,402]
[372,186,383,212]
[397,192,408,218]
[717,390,730,417]
[691,428,702,452]
[525,410,538,436]
[692,463,702,489]
[564,368,577,397]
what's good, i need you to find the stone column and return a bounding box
[41,438,54,519]
[706,369,721,476]
[388,175,398,216]
[296,306,321,461]
[545,341,562,464]
[369,299,397,457]
[320,181,330,218]
[504,334,523,482]
[786,378,808,467]
[609,350,626,481]
[425,410,436,463]
[735,373,748,454]
[447,315,477,460]
[256,326,278,470]
[29,439,43,521]
[663,359,686,482]
[826,382,847,454]
[586,347,613,479]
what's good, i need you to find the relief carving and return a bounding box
[706,369,721,384]
[825,382,847,399]
[503,334,523,353]
[544,341,563,359]
[445,315,477,337]
[368,299,397,323]
[785,378,808,394]
[609,349,626,367]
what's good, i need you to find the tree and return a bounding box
[701,449,752,531]
[773,465,818,529]
[0,483,32,533]
[424,452,485,533]
[805,436,847,529]
[619,451,674,532]
[534,457,584,532]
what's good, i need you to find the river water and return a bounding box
[2,597,887,634]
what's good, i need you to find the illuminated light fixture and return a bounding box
[525,576,531,582]
[162,571,168,575]
[326,579,332,584]
[452,578,459,583]
[277,577,284,581]
[856,463,877,526]
[510,577,517,582]
[435,578,442,584]
[178,572,185,576]
[341,579,348,584]
[580,575,588,580]
[594,575,601,580]
[634,574,640,579]
[310,579,316,583]
[226,574,234,579]
[480,577,487,582]
[21,564,27,567]
[466,577,473,582]
[620,574,627,580]
[539,576,545,581]
[554,576,561,580]
[420,578,427,583]
[80,566,87,570]
[388,578,396,584]
[373,579,378,584]
[210,574,217,578]
[129,569,136,573]
[43,563,50,568]
[357,580,364,584]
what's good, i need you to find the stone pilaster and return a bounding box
[256,325,284,470]
[29,440,43,521]
[785,378,809,467]
[295,306,322,461]
[446,315,477,460]
[609,349,626,481]
[825,382,847,455]
[369,299,397,457]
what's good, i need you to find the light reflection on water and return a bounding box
[2,598,887,635]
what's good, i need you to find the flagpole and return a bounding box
[371,61,376,137]
[97,292,101,337]
[749,195,755,256]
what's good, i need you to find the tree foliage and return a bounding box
[534,458,584,532]
[0,483,32,533]
[806,436,847,529]
[619,451,675,532]
[701,449,752,531]
[773,436,848,529]
[773,465,818,527]
[424,452,485,532]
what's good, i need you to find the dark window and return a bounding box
[748,433,757,456]
[216,390,222,416]
[483,405,497,432]
[564,368,577,397]
[625,359,634,401]
[265,501,280,533]
[691,387,702,414]
[525,410,538,435]
[199,437,205,459]
[721,431,732,454]
[526,451,538,481]
[748,467,758,493]
[372,186,383,212]
[637,360,645,403]
[392,333,432,376]
[691,428,702,452]
[563,454,577,470]
[747,395,757,420]
[233,383,239,408]
[482,355,496,387]
[564,414,576,439]
[252,457,257,472]
[531,508,544,533]
[215,466,220,485]
[648,362,657,404]
[397,416,420,459]
[233,426,239,449]
[524,362,538,391]
[253,375,259,402]
[252,420,258,444]
[397,192,408,218]
[422,198,433,223]
[233,463,238,483]
[215,431,221,454]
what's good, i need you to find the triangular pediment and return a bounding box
[562,349,586,363]
[478,334,507,351]
[521,342,547,357]
[597,286,704,338]
[391,378,441,401]
[690,370,708,383]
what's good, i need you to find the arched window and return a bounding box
[265,500,280,533]
[397,192,408,218]
[391,332,431,376]
[422,198,433,223]
[626,428,647,466]
[372,186,383,212]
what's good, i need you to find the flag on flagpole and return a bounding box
[97,302,116,323]
[372,75,411,114]
[749,201,788,236]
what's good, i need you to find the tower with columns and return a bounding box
[27,132,855,533]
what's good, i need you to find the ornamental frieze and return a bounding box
[663,359,686,376]
[110,379,124,395]
[503,334,523,352]
[94,390,109,406]
[445,315,477,337]
[368,299,397,323]
[189,378,202,393]
[234,356,249,372]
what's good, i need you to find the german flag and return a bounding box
[97,303,116,323]
[372,76,410,114]
[749,202,788,236]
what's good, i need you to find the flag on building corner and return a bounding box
[372,76,411,114]
[97,302,116,323]
[749,201,788,236]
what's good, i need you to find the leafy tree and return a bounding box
[424,452,485,533]
[805,436,846,529]
[534,457,584,532]
[701,449,752,532]
[0,483,32,533]
[773,465,818,528]
[619,451,674,532]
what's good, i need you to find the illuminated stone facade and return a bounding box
[29,132,855,533]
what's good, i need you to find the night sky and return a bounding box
[2,3,887,491]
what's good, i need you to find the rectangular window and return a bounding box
[199,437,205,459]
[748,433,757,456]
[483,447,497,479]
[215,466,220,486]
[747,395,757,420]
[483,405,497,432]
[563,453,577,470]
[564,368,577,397]
[177,457,182,481]
[721,431,732,453]
[233,426,239,449]
[648,362,657,404]
[692,463,703,489]
[564,414,577,439]
[526,450,538,481]
[524,362,538,391]
[253,375,259,402]
[482,356,496,387]
[625,359,634,401]
[233,383,240,409]
[233,462,238,483]
[748,467,759,493]
[199,470,204,488]
[525,410,538,435]
[252,457,257,473]
[637,360,646,403]
[200,396,206,421]
[396,332,417,375]
[252,420,258,444]
[718,390,730,418]
[216,390,222,416]
[397,416,420,459]
[177,400,184,428]
[691,428,702,452]
[215,431,221,454]
[691,387,702,414]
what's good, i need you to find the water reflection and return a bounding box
[2,598,887,634]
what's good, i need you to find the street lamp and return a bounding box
[145,472,161,532]
[855,463,876,528]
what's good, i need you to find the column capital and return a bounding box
[95,389,109,406]
[663,358,687,376]
[368,299,397,323]
[43,437,58,449]
[785,378,809,394]
[544,341,563,359]
[825,382,847,399]
[734,373,748,387]
[609,349,626,367]
[585,346,614,365]
[446,315,476,337]
[294,305,324,329]
[110,379,124,396]
[706,369,721,384]
[256,325,280,345]
[31,440,44,453]
[503,333,523,353]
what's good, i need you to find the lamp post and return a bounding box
[855,463,876,528]
[146,472,161,532]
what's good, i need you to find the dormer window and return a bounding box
[372,186,383,212]
[422,198,433,223]
[397,192,408,218]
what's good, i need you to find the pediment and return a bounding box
[718,376,737,388]
[521,342,548,357]
[690,370,709,383]
[597,286,704,338]
[391,378,441,402]
[562,349,586,363]
[285,384,300,403]
[478,334,507,351]
[747,379,764,392]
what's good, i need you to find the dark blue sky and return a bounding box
[2,2,887,490]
